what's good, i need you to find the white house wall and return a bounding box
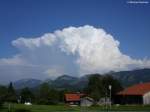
[80,99,93,106]
[143,91,150,105]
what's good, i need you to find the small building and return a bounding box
[116,82,150,105]
[65,93,85,106]
[80,97,94,106]
[98,97,111,105]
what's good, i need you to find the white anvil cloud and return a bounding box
[0,25,150,83]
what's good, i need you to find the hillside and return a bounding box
[13,78,42,89]
[13,69,150,89]
[111,69,150,87]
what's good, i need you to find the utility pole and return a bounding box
[109,85,112,109]
[105,90,108,111]
[8,103,11,112]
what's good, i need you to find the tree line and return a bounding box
[0,74,123,106]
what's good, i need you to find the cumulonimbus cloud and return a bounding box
[0,25,150,83]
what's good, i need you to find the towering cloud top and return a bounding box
[0,25,150,83]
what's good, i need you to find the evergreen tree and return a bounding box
[6,82,17,102]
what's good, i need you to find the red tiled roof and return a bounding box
[118,82,150,95]
[65,93,85,101]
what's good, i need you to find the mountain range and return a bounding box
[13,78,42,89]
[13,68,150,89]
[111,68,150,86]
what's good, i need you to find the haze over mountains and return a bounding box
[13,69,150,89]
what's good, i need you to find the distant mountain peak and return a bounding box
[13,78,42,89]
[56,75,78,80]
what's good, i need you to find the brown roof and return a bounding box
[65,93,85,101]
[118,82,150,95]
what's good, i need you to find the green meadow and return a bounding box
[1,103,150,112]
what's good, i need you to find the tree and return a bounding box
[37,83,52,104]
[6,82,17,102]
[102,75,123,100]
[85,74,123,102]
[85,74,104,101]
[36,82,62,104]
[0,85,7,107]
[48,88,59,104]
[20,87,34,103]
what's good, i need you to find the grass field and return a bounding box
[1,103,150,112]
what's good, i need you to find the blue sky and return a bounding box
[0,0,150,83]
[0,0,150,58]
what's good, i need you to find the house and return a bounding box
[98,97,111,105]
[115,82,150,104]
[80,97,94,106]
[65,93,85,105]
